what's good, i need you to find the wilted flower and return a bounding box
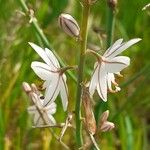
[58,13,80,37]
[89,38,141,101]
[29,43,68,111]
[22,82,57,126]
[28,93,57,126]
[82,84,97,135]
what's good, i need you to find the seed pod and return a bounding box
[58,13,80,37]
[82,85,96,135]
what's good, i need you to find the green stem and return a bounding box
[106,7,115,48]
[18,0,77,82]
[75,3,90,147]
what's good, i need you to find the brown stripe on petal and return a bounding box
[63,20,77,37]
[67,18,80,32]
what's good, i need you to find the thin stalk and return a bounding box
[75,3,90,147]
[89,134,100,150]
[18,0,77,82]
[106,6,115,48]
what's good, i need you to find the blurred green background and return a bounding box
[0,0,150,149]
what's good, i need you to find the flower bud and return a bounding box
[100,121,115,132]
[107,0,117,10]
[22,82,32,93]
[100,110,109,123]
[58,13,80,37]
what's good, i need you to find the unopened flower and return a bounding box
[100,121,115,132]
[89,38,141,101]
[29,42,68,111]
[99,110,115,132]
[58,13,80,37]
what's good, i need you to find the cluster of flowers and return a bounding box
[23,13,141,133]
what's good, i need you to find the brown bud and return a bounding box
[58,13,80,37]
[100,110,109,123]
[107,0,117,10]
[100,121,115,132]
[82,85,96,135]
[99,110,115,132]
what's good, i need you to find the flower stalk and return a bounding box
[75,2,90,147]
[106,0,117,48]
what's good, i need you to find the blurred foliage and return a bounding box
[0,0,150,149]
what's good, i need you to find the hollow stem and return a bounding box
[18,0,77,82]
[75,2,90,147]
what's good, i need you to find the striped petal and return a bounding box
[97,63,107,102]
[105,56,130,73]
[29,42,51,65]
[31,61,52,80]
[45,48,60,69]
[89,63,99,96]
[60,76,68,111]
[105,38,141,59]
[44,74,60,106]
[104,39,123,57]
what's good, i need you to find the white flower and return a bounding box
[28,92,57,126]
[29,42,68,111]
[89,38,141,101]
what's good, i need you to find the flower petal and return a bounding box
[105,38,141,58]
[60,76,68,111]
[34,112,41,125]
[27,106,36,114]
[89,63,99,96]
[31,61,53,80]
[105,56,130,73]
[45,48,60,69]
[29,42,52,66]
[97,63,107,101]
[46,114,56,125]
[46,102,57,114]
[44,74,60,106]
[103,39,123,57]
